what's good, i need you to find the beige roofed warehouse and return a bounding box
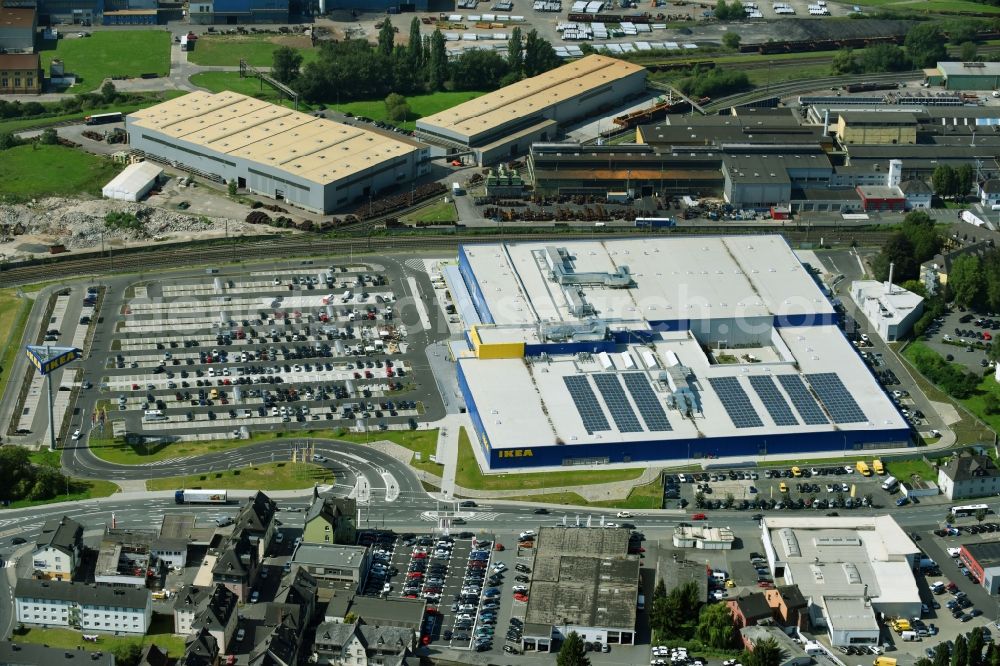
[126,91,429,214]
[416,54,647,165]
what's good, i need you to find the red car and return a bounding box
[513,593,529,602]
[692,513,708,520]
[412,552,427,559]
[758,581,773,588]
[451,159,462,167]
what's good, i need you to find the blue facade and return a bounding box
[774,312,838,327]
[458,246,495,325]
[524,340,616,357]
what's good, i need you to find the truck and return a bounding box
[174,489,228,504]
[856,460,872,477]
[874,658,897,666]
[872,459,885,475]
[451,182,463,196]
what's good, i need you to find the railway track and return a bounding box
[0,226,895,288]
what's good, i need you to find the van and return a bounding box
[791,466,801,477]
[881,476,899,492]
[900,631,919,642]
[930,581,945,594]
[711,570,728,582]
[779,482,788,493]
[874,658,898,666]
[143,409,165,422]
[637,593,645,610]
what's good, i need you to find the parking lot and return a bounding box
[73,263,432,444]
[920,308,996,374]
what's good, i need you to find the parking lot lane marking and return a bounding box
[406,277,431,331]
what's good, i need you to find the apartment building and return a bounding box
[31,516,83,581]
[15,579,152,634]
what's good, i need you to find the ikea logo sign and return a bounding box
[499,449,533,458]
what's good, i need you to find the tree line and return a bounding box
[915,629,996,666]
[831,22,960,76]
[871,211,943,284]
[0,447,72,504]
[272,19,562,105]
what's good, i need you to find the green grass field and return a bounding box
[187,34,318,67]
[508,477,667,509]
[0,92,186,137]
[87,430,264,465]
[885,458,938,483]
[332,90,487,131]
[403,200,458,224]
[0,144,121,200]
[189,71,308,109]
[146,462,333,491]
[40,31,171,93]
[0,288,30,403]
[454,427,644,491]
[7,478,119,509]
[12,615,184,657]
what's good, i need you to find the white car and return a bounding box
[71,428,82,441]
[616,511,632,518]
[512,585,528,593]
[519,530,536,540]
[948,547,962,557]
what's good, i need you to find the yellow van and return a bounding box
[779,482,788,493]
[791,466,802,477]
[209,388,219,400]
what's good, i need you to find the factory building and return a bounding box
[835,111,917,145]
[189,0,288,24]
[416,54,647,165]
[0,52,40,94]
[323,0,427,9]
[33,0,102,25]
[760,516,921,647]
[0,4,35,52]
[127,91,429,214]
[932,61,1000,91]
[448,236,910,471]
[850,280,924,343]
[959,541,1000,594]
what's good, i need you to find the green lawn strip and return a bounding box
[746,63,833,87]
[900,341,996,444]
[146,461,333,491]
[12,614,185,656]
[6,479,118,509]
[402,200,458,224]
[40,31,171,93]
[326,428,444,475]
[506,477,667,509]
[188,71,312,110]
[332,90,487,131]
[0,92,186,136]
[885,457,939,483]
[0,290,32,403]
[186,34,318,67]
[87,431,263,465]
[0,144,122,200]
[454,427,643,491]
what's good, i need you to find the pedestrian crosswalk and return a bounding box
[419,512,502,522]
[403,259,427,273]
[139,456,194,466]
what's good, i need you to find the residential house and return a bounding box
[726,592,774,628]
[139,644,170,666]
[313,621,414,666]
[31,516,83,581]
[14,579,152,634]
[938,451,1000,500]
[274,566,318,625]
[981,179,1000,208]
[0,53,41,94]
[173,584,213,636]
[212,530,259,601]
[740,624,813,666]
[181,628,219,666]
[234,491,279,560]
[900,179,932,209]
[303,495,357,545]
[763,585,809,629]
[190,584,238,649]
[324,594,426,632]
[248,620,299,666]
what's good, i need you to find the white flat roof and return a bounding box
[852,280,923,318]
[102,160,161,199]
[459,326,906,449]
[461,236,835,326]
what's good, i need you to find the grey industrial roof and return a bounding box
[938,61,1000,77]
[344,595,426,627]
[655,557,709,602]
[524,528,638,631]
[14,579,149,609]
[823,596,879,632]
[857,185,905,199]
[900,179,932,195]
[838,111,917,125]
[36,516,82,552]
[292,543,367,569]
[0,641,114,666]
[128,92,421,187]
[964,541,1000,568]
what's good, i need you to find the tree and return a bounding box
[870,233,917,282]
[950,254,982,309]
[976,508,989,523]
[906,23,948,68]
[860,43,910,73]
[428,29,448,91]
[524,29,560,77]
[378,17,395,57]
[384,92,410,122]
[557,631,590,666]
[227,180,237,196]
[0,132,17,151]
[695,602,739,649]
[39,128,58,145]
[954,633,969,666]
[724,492,735,509]
[112,643,142,666]
[452,49,509,91]
[969,627,986,666]
[932,164,958,199]
[407,17,422,68]
[343,612,357,624]
[722,32,742,50]
[961,41,978,61]
[508,26,524,77]
[901,279,927,297]
[956,163,975,200]
[937,643,954,666]
[651,581,701,639]
[272,46,303,84]
[100,80,117,104]
[831,48,859,75]
[744,637,784,666]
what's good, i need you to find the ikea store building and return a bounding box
[447,236,912,471]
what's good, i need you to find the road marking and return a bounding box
[407,277,431,331]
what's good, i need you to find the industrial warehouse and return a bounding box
[448,236,910,470]
[415,54,647,165]
[126,91,429,214]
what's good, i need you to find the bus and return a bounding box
[634,217,676,228]
[951,504,989,517]
[85,111,123,125]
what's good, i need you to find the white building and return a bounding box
[760,515,921,647]
[31,516,83,582]
[672,525,735,550]
[15,579,152,635]
[938,451,1000,500]
[850,280,924,342]
[101,161,162,202]
[980,179,1000,208]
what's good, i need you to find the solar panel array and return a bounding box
[593,374,644,433]
[806,373,868,423]
[621,372,673,431]
[563,375,610,434]
[776,374,829,425]
[748,375,799,427]
[707,376,764,428]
